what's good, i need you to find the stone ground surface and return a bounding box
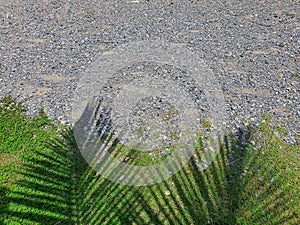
[0,0,299,142]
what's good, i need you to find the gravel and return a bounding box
[0,0,299,141]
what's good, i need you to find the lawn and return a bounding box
[0,96,299,224]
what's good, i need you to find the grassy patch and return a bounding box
[0,96,83,224]
[1,96,299,224]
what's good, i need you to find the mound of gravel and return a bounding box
[0,0,299,142]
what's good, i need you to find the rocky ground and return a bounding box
[0,0,299,142]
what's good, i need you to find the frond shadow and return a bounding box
[2,96,298,224]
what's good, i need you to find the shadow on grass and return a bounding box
[136,128,299,224]
[126,129,253,225]
[1,98,298,224]
[0,187,8,225]
[0,128,84,224]
[72,99,298,224]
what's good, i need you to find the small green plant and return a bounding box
[170,131,180,141]
[291,72,300,78]
[201,119,212,129]
[161,107,179,121]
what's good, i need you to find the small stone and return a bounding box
[277,42,285,47]
[124,157,130,162]
[258,178,264,184]
[274,131,280,138]
[165,190,171,196]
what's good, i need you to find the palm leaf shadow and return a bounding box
[2,96,297,224]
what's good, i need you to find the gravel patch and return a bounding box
[0,0,299,141]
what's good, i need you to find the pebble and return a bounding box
[258,178,264,184]
[165,190,171,196]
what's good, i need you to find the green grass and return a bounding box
[0,96,82,224]
[0,96,299,224]
[108,142,172,166]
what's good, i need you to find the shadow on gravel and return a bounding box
[2,100,297,224]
